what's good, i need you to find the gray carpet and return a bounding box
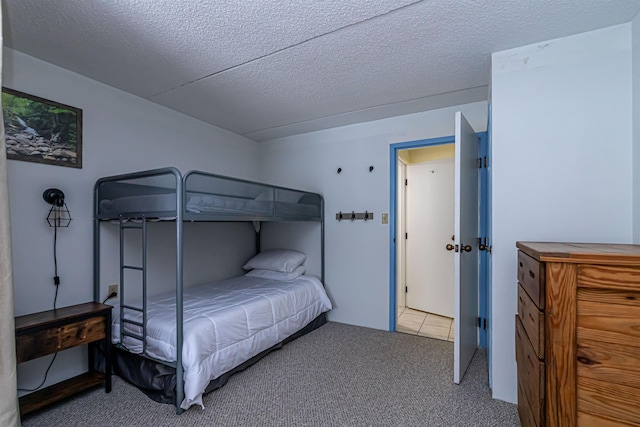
[22,322,519,426]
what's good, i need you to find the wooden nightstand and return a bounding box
[15,302,112,416]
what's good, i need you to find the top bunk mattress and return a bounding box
[99,193,321,218]
[95,169,322,221]
[111,274,332,409]
[99,193,177,216]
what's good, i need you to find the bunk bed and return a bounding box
[93,167,329,413]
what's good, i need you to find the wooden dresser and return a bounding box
[516,242,640,427]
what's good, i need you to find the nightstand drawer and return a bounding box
[517,284,544,359]
[16,316,106,363]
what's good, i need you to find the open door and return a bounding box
[453,111,479,384]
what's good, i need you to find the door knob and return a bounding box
[461,244,472,252]
[446,243,455,251]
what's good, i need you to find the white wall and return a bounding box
[491,24,633,403]
[260,222,323,278]
[259,102,487,330]
[633,12,640,243]
[4,48,261,391]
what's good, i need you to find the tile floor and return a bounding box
[396,307,454,342]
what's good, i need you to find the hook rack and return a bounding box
[336,211,374,221]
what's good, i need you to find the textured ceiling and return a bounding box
[4,1,640,141]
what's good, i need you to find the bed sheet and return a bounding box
[111,274,332,410]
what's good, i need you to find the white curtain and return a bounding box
[0,4,21,424]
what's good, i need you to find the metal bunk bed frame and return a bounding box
[93,167,325,414]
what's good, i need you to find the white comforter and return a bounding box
[112,275,332,409]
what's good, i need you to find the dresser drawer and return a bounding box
[518,251,545,309]
[518,381,539,427]
[516,315,545,426]
[517,284,544,359]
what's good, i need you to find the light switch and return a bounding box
[381,213,388,224]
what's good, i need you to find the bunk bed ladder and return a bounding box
[119,216,148,355]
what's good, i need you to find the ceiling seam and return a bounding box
[147,0,425,99]
[241,85,488,137]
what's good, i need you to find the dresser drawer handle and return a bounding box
[529,271,535,279]
[577,356,597,366]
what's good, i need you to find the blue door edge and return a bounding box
[486,103,493,388]
[478,131,489,350]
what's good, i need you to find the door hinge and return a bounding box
[405,178,408,186]
[405,286,408,293]
[477,317,488,329]
[484,156,488,168]
[479,237,492,253]
[477,158,482,168]
[405,233,408,240]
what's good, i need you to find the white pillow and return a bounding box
[245,266,305,281]
[242,249,306,273]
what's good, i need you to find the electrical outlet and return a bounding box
[108,284,118,297]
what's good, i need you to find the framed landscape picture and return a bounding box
[2,87,82,168]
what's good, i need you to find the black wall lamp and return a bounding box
[43,188,72,227]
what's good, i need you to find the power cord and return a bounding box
[20,219,62,393]
[17,353,58,393]
[102,292,117,304]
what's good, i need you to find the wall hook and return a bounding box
[337,167,342,174]
[335,211,374,221]
[369,166,374,172]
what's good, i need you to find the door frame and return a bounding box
[389,133,489,348]
[396,157,407,310]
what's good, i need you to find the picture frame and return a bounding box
[2,87,82,168]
